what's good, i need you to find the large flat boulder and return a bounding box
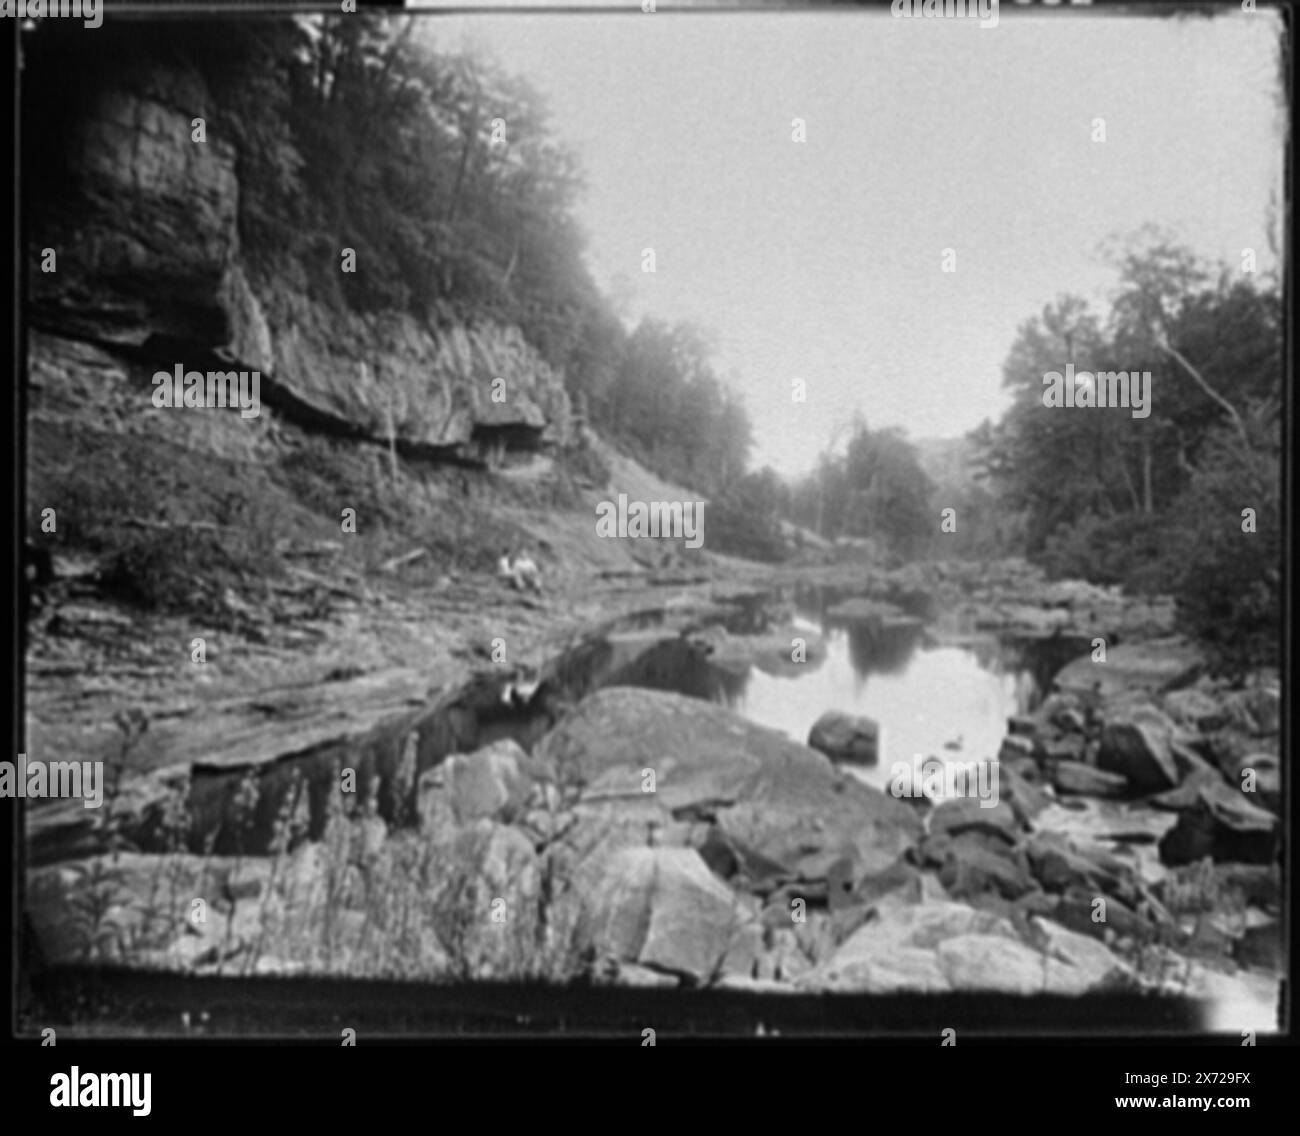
[535,687,922,881]
[1053,637,1204,702]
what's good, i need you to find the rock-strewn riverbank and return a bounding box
[23,559,1282,1028]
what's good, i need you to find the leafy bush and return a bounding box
[1162,421,1281,672]
[1038,511,1178,593]
[707,474,789,563]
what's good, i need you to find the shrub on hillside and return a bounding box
[1038,511,1178,594]
[706,475,789,563]
[1162,424,1281,672]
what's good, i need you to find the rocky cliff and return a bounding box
[28,58,572,461]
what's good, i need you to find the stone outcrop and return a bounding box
[27,62,572,464]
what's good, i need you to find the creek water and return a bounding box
[727,613,1036,795]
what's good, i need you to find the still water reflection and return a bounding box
[727,617,1036,795]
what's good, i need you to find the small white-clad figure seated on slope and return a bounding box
[496,548,517,587]
[512,548,543,594]
[497,547,543,594]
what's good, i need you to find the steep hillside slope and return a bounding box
[25,40,719,609]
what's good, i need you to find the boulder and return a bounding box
[1032,799,1179,857]
[838,857,927,909]
[1097,705,1180,794]
[808,710,879,766]
[797,899,1017,993]
[936,838,1035,902]
[824,597,923,632]
[1242,679,1280,736]
[1217,680,1281,738]
[797,896,1131,994]
[928,797,1021,842]
[537,688,922,882]
[1038,693,1087,731]
[1162,687,1228,732]
[700,624,829,679]
[998,734,1036,762]
[1052,707,1089,735]
[1158,782,1280,867]
[934,935,1048,994]
[998,764,1051,824]
[1053,886,1153,941]
[1007,715,1039,738]
[554,793,685,901]
[974,604,1072,636]
[1201,727,1270,781]
[1150,743,1230,810]
[1228,753,1281,817]
[1029,916,1137,993]
[582,847,760,983]
[1235,920,1281,971]
[696,823,790,891]
[433,820,542,979]
[1051,760,1129,798]
[1038,736,1087,764]
[1053,637,1204,702]
[417,739,534,832]
[1025,832,1126,895]
[1170,739,1223,782]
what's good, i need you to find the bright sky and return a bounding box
[415,7,1285,476]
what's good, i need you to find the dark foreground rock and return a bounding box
[1158,782,1281,866]
[1097,704,1180,794]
